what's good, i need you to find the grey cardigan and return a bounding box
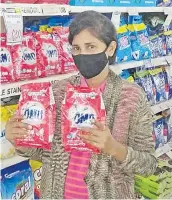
[16,70,157,199]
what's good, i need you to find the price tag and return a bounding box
[144,59,153,69]
[111,11,121,29]
[3,11,23,45]
[128,8,139,16]
[41,5,69,16]
[21,5,42,16]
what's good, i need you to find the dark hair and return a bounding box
[69,11,117,64]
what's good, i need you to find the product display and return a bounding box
[62,84,106,152]
[16,82,56,149]
[120,66,172,106]
[1,160,34,200]
[0,2,172,200]
[0,34,13,83]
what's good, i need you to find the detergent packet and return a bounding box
[153,117,165,149]
[116,17,132,63]
[149,67,167,103]
[55,27,77,73]
[149,34,166,58]
[135,69,156,105]
[36,32,61,77]
[16,82,56,150]
[29,160,42,199]
[62,84,106,153]
[128,15,151,61]
[165,67,172,99]
[1,160,34,200]
[12,33,37,81]
[0,33,13,83]
[0,105,17,159]
[164,24,172,56]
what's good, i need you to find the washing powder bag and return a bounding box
[1,160,34,200]
[0,34,13,83]
[16,82,56,149]
[149,67,167,103]
[36,32,61,77]
[128,15,151,61]
[12,33,37,81]
[62,84,106,153]
[0,105,17,159]
[29,160,42,199]
[116,17,132,63]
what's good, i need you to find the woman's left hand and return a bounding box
[80,120,116,156]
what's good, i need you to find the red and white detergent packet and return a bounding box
[12,33,37,81]
[62,84,106,153]
[16,82,56,150]
[0,34,13,83]
[55,27,77,73]
[36,32,61,77]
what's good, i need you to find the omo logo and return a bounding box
[42,43,58,61]
[22,47,36,65]
[0,48,12,67]
[21,101,45,125]
[68,104,96,128]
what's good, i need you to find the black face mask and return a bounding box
[72,49,109,79]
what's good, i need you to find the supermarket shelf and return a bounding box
[0,4,171,16]
[70,6,167,13]
[111,56,171,75]
[155,142,172,158]
[1,154,28,170]
[0,72,78,99]
[151,99,172,115]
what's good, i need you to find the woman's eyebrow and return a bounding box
[84,42,96,45]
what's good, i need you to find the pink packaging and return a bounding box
[16,82,56,150]
[36,32,61,77]
[54,27,77,73]
[0,34,14,84]
[61,84,106,153]
[36,0,68,4]
[12,33,37,81]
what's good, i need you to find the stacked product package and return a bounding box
[120,65,172,106]
[135,159,172,199]
[116,14,172,64]
[0,16,77,84]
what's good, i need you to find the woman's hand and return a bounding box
[5,114,32,145]
[80,120,128,162]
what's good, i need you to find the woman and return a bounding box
[5,11,157,199]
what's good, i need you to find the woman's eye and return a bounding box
[88,45,95,49]
[72,47,79,51]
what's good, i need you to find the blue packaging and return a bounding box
[135,69,156,106]
[116,17,132,63]
[149,67,167,103]
[1,160,34,200]
[135,0,157,6]
[164,24,172,56]
[128,15,151,61]
[107,0,133,6]
[149,34,166,58]
[70,0,107,6]
[153,118,165,149]
[165,67,172,100]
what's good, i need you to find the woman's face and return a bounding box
[71,29,115,57]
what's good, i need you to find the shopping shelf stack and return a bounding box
[0,0,172,199]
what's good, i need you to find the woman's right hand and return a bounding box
[5,115,32,145]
